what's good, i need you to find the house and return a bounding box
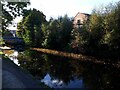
[73,12,90,29]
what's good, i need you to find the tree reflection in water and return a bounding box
[18,50,120,89]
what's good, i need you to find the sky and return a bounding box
[29,0,119,20]
[10,0,119,30]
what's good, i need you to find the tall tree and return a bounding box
[42,15,73,51]
[102,2,120,50]
[17,8,46,47]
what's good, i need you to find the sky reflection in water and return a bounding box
[12,50,120,89]
[41,73,84,88]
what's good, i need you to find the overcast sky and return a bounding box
[29,0,119,20]
[10,0,119,30]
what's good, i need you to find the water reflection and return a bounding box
[41,73,84,88]
[17,50,120,89]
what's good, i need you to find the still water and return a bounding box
[12,50,120,89]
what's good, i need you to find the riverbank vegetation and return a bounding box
[31,48,120,68]
[1,1,120,89]
[16,1,120,62]
[16,1,119,60]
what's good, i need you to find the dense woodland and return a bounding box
[1,1,120,60]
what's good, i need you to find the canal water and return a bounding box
[9,49,120,89]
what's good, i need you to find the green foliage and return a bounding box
[0,37,5,45]
[1,1,30,33]
[17,9,46,47]
[42,15,73,51]
[87,12,104,50]
[2,29,13,37]
[70,1,120,58]
[102,2,120,49]
[70,25,90,51]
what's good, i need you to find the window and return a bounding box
[77,20,81,25]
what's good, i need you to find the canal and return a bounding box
[7,49,120,89]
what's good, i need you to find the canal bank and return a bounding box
[0,46,49,89]
[31,48,120,68]
[1,46,120,89]
[2,56,47,89]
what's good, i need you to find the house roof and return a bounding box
[74,12,90,19]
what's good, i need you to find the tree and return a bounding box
[1,0,30,35]
[59,15,73,50]
[89,12,104,46]
[17,8,46,47]
[80,1,120,58]
[70,26,90,53]
[42,19,59,49]
[102,2,120,50]
[42,15,73,51]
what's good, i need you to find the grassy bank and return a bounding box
[31,48,120,68]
